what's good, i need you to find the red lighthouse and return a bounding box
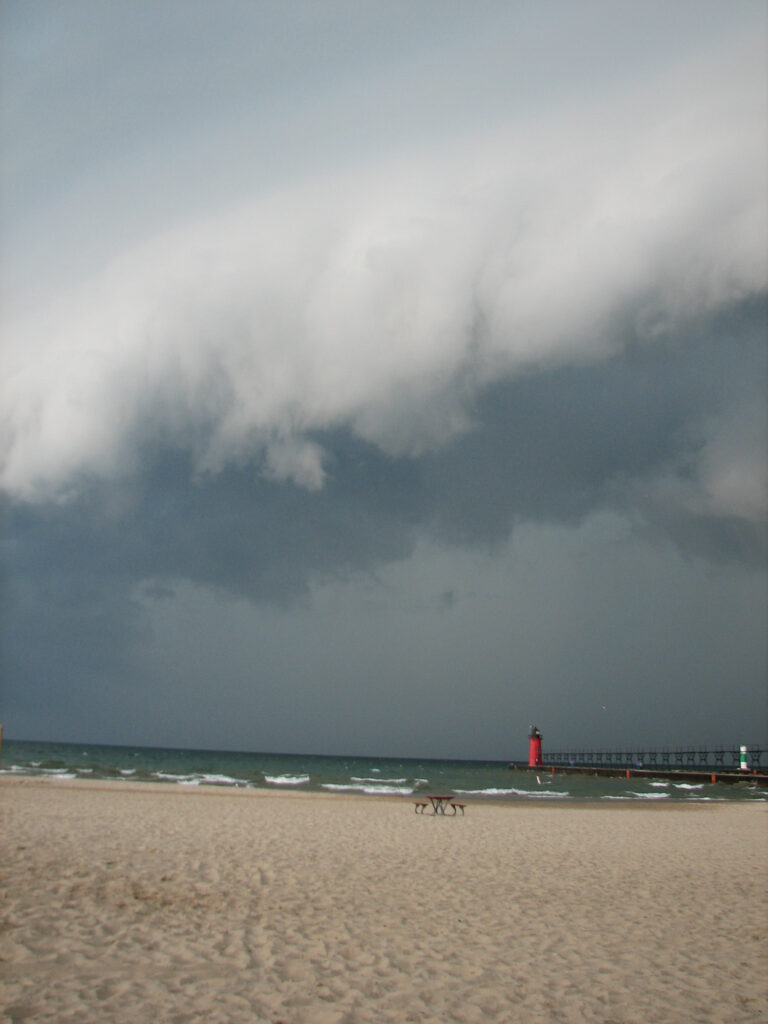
[528,725,542,767]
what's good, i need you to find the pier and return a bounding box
[509,743,768,787]
[509,763,768,786]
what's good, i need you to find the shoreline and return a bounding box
[2,772,754,808]
[5,739,766,805]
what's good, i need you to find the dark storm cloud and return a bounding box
[4,295,763,654]
[423,297,767,562]
[1,2,765,753]
[2,291,765,749]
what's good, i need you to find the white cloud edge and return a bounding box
[1,37,766,524]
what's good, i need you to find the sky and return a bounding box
[1,0,766,761]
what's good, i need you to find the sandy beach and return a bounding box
[1,779,766,1023]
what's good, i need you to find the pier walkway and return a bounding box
[543,745,765,771]
[509,762,768,786]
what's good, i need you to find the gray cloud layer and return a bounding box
[1,2,766,754]
[3,8,765,513]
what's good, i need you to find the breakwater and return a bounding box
[510,744,768,787]
[539,745,765,771]
[510,762,768,787]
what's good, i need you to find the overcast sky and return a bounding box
[1,1,766,760]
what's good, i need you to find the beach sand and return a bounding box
[1,779,766,1023]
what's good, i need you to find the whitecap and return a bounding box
[264,774,310,786]
[174,774,244,787]
[197,773,243,786]
[519,790,570,798]
[322,783,414,795]
[154,771,244,785]
[351,776,407,784]
[455,787,516,795]
[629,791,669,799]
[674,783,704,790]
[456,787,569,798]
[120,769,136,776]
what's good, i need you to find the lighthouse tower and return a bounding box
[528,725,543,767]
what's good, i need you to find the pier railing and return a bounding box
[543,746,766,770]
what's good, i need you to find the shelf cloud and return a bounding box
[1,1,765,755]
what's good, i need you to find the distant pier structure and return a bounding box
[510,738,767,786]
[543,745,765,771]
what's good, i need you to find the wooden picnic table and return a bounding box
[425,794,463,815]
[413,795,466,815]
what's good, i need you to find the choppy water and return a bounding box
[1,740,765,802]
